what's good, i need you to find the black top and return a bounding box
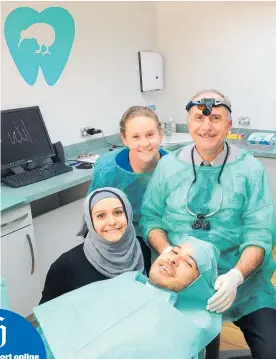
[39,237,151,304]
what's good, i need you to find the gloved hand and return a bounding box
[206,268,244,313]
[162,246,173,254]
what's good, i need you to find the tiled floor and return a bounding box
[220,248,276,351]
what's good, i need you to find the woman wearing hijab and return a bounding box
[39,187,150,304]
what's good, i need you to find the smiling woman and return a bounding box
[39,187,151,304]
[85,106,167,236]
[91,197,128,242]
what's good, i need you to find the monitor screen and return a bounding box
[1,106,54,170]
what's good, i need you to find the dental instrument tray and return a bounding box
[247,132,276,146]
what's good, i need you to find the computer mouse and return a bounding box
[109,145,122,151]
[76,162,93,169]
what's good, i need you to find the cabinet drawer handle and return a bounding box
[1,213,28,228]
[26,234,35,275]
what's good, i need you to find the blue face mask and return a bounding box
[186,98,232,116]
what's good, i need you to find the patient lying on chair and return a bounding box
[34,236,222,359]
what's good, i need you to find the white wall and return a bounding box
[154,2,276,130]
[1,1,158,145]
[2,2,276,145]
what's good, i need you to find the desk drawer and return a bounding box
[1,204,32,237]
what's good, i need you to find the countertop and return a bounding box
[1,132,276,212]
[0,146,111,212]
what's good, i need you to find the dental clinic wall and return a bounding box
[154,2,276,130]
[1,1,158,145]
[3,2,276,145]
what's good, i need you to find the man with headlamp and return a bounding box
[140,89,276,359]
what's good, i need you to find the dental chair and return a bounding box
[0,277,252,359]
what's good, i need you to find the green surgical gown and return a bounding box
[140,145,276,321]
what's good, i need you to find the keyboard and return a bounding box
[2,163,73,188]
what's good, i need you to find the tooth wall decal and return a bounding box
[4,6,75,86]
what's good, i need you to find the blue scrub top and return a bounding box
[116,148,167,172]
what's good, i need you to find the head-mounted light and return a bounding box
[186,98,231,116]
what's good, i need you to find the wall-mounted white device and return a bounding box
[138,51,163,92]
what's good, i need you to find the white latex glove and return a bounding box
[206,268,244,313]
[162,246,173,254]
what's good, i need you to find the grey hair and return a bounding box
[189,89,232,121]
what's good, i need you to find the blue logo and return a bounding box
[4,7,75,86]
[0,309,46,357]
[0,315,7,347]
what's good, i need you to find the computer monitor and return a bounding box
[1,106,54,171]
